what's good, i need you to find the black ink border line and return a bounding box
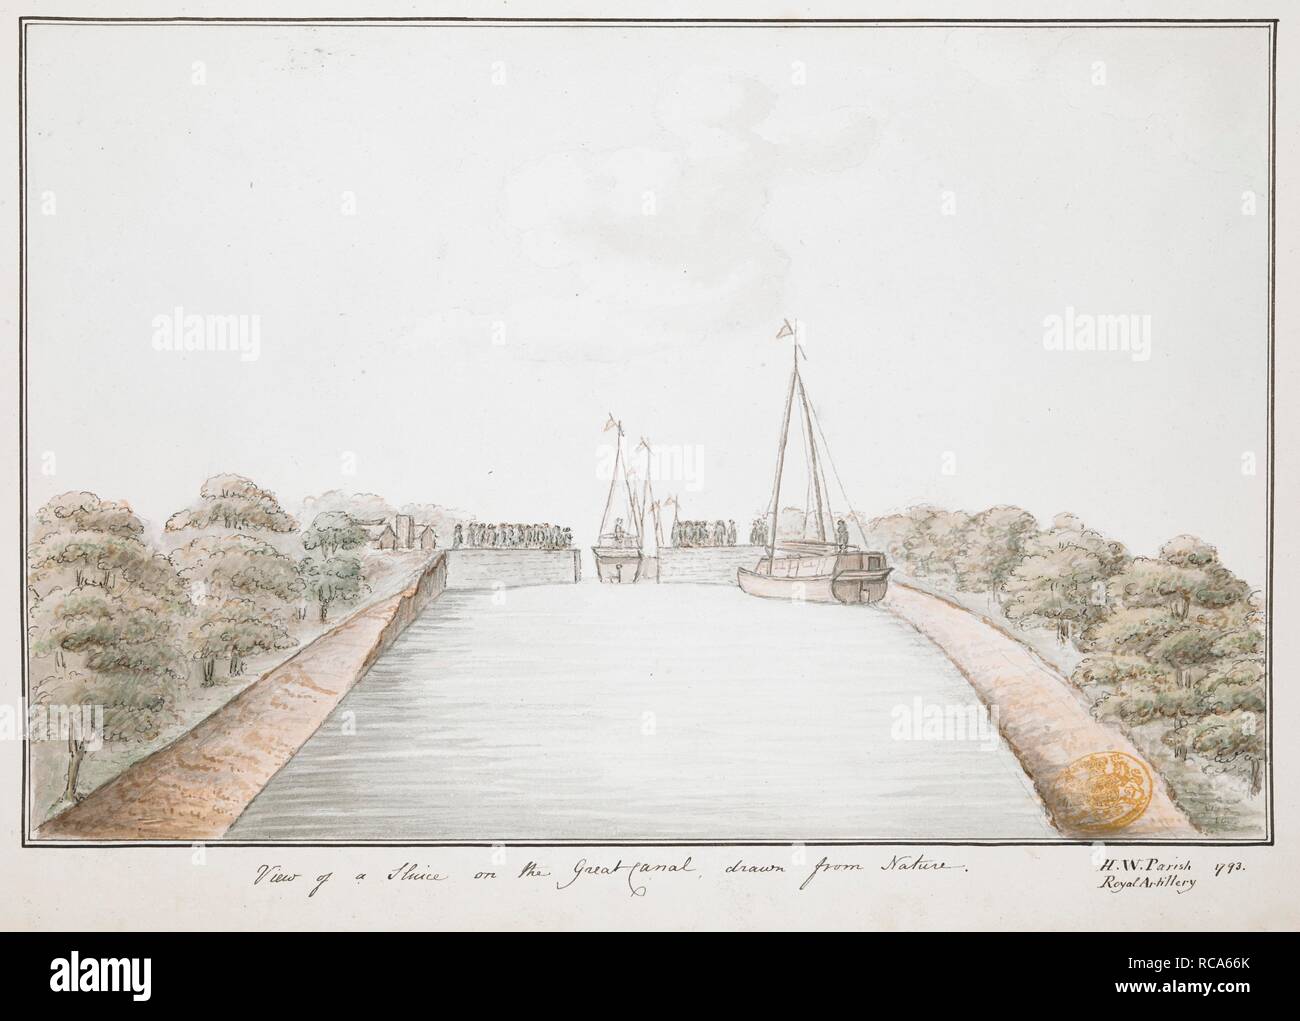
[18,16,1277,850]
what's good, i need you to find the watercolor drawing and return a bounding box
[19,19,1269,845]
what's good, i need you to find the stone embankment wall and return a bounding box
[445,548,581,588]
[656,546,762,584]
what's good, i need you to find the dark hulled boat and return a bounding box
[737,321,892,605]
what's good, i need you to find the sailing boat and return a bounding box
[737,320,892,605]
[592,414,644,583]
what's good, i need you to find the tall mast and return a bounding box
[765,330,799,573]
[638,438,665,550]
[623,439,642,547]
[598,418,624,541]
[796,372,828,542]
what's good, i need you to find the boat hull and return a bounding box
[737,551,892,605]
[592,547,642,583]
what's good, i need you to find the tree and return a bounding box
[302,512,369,559]
[29,493,184,600]
[953,505,1039,602]
[1195,603,1265,793]
[300,490,396,524]
[1108,536,1249,622]
[1150,626,1222,690]
[188,598,295,685]
[902,507,971,581]
[1003,514,1128,643]
[866,505,973,580]
[169,534,303,684]
[28,493,189,806]
[866,511,916,565]
[165,473,297,534]
[1072,652,1169,695]
[1083,605,1177,656]
[1004,546,1114,643]
[31,491,145,544]
[1171,710,1264,796]
[1094,681,1201,733]
[1073,532,1263,790]
[33,588,185,802]
[170,534,303,608]
[299,555,365,623]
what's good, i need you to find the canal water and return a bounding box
[228,584,1053,841]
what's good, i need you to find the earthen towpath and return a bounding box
[884,583,1198,839]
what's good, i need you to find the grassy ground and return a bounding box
[30,548,433,829]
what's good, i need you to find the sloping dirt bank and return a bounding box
[884,583,1198,840]
[38,554,447,841]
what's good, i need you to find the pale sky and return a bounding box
[23,23,1270,583]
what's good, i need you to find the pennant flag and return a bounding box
[776,318,796,339]
[602,413,619,433]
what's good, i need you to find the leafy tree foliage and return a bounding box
[188,598,296,685]
[299,554,365,623]
[28,493,189,805]
[169,534,304,685]
[166,473,297,534]
[953,505,1038,601]
[1002,514,1129,643]
[866,502,1266,807]
[302,512,369,559]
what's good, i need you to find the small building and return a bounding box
[355,518,390,550]
[395,514,415,549]
[358,515,435,553]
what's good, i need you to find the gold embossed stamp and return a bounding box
[1052,751,1154,832]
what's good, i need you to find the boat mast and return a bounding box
[795,372,828,542]
[598,417,624,542]
[636,437,663,551]
[623,438,642,548]
[765,324,800,574]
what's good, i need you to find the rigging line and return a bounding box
[765,346,799,573]
[804,473,814,538]
[627,436,647,547]
[625,469,643,546]
[640,458,663,550]
[796,373,829,543]
[636,442,652,548]
[805,388,872,549]
[795,379,814,537]
[598,424,622,539]
[817,428,836,542]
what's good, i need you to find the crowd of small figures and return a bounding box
[671,519,739,547]
[453,522,574,550]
